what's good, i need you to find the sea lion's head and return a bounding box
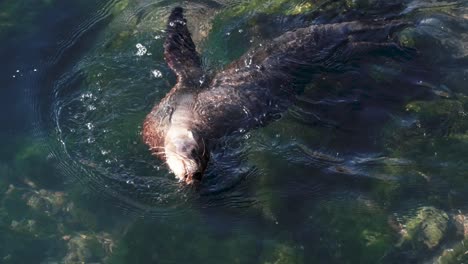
[164,127,208,184]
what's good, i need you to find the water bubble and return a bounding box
[12,75,16,78]
[242,106,250,115]
[81,92,93,100]
[152,70,162,78]
[33,69,37,72]
[135,43,147,56]
[16,70,19,73]
[245,57,252,68]
[85,123,94,130]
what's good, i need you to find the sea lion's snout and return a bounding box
[164,128,208,184]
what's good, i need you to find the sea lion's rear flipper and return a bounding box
[164,7,203,85]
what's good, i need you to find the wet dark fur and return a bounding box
[143,7,410,183]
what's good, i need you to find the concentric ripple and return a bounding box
[25,0,468,220]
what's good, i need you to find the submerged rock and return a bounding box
[431,238,468,264]
[62,232,115,264]
[307,199,394,263]
[400,207,449,250]
[14,141,63,190]
[453,213,468,239]
[261,242,304,264]
[9,219,37,234]
[23,189,67,216]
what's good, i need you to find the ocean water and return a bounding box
[1,0,468,263]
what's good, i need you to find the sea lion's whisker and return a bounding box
[201,137,206,157]
[149,146,165,150]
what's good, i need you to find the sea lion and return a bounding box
[143,7,409,184]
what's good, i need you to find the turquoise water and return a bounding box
[1,0,468,263]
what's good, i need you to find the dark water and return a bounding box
[1,0,468,263]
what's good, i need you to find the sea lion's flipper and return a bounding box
[237,20,413,76]
[164,7,203,85]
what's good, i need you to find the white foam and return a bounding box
[135,43,147,56]
[152,69,162,78]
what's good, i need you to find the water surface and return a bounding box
[1,0,468,263]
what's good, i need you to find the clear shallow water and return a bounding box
[1,0,468,263]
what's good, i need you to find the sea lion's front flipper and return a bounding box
[164,7,203,85]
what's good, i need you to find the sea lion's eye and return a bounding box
[191,148,197,156]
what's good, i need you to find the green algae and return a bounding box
[398,28,418,49]
[0,182,116,263]
[112,0,129,16]
[221,0,314,18]
[13,141,63,190]
[309,199,394,263]
[246,114,325,221]
[63,233,110,263]
[380,96,468,208]
[113,213,308,264]
[261,242,304,264]
[405,97,468,135]
[435,238,468,264]
[0,187,62,262]
[0,1,50,37]
[116,216,258,264]
[401,207,449,250]
[1,0,468,263]
[345,0,375,9]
